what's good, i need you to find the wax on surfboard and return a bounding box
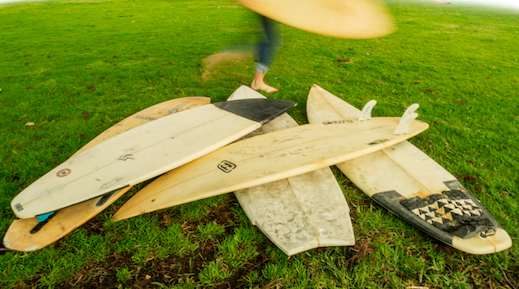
[11,99,296,219]
[112,104,428,221]
[3,97,210,252]
[228,86,354,256]
[237,0,395,39]
[306,84,512,254]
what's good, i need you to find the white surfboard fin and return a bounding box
[402,103,419,119]
[394,112,419,135]
[393,103,419,135]
[359,100,377,121]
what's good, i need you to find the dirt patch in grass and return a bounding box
[182,197,237,236]
[62,249,222,288]
[346,239,375,268]
[13,274,42,289]
[56,195,270,288]
[221,242,271,289]
[82,217,106,237]
[433,241,458,254]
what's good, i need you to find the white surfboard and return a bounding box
[229,86,354,256]
[112,103,428,221]
[11,99,296,219]
[3,97,210,252]
[306,84,512,254]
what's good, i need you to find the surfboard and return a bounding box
[237,0,395,39]
[306,84,512,254]
[229,86,354,256]
[3,97,211,252]
[11,98,296,219]
[112,103,428,221]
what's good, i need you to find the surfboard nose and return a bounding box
[213,98,297,124]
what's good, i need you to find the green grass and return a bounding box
[1,0,518,288]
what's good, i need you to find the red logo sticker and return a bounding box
[57,169,71,177]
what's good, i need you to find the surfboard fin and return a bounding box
[359,100,377,121]
[403,104,419,119]
[393,103,419,135]
[31,211,59,234]
[394,112,419,135]
[36,212,55,222]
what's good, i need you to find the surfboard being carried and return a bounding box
[237,0,395,39]
[3,97,210,252]
[112,99,428,221]
[306,84,512,254]
[11,98,296,219]
[229,86,354,256]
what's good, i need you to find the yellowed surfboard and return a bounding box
[237,0,395,39]
[229,86,354,256]
[3,97,211,252]
[306,84,512,254]
[11,98,296,219]
[112,106,428,221]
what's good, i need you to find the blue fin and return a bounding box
[36,212,55,222]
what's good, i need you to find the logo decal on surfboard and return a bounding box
[323,120,354,125]
[134,115,158,121]
[368,139,389,145]
[14,203,23,211]
[57,169,72,177]
[117,154,135,161]
[218,160,236,173]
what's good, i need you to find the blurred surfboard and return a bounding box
[229,86,354,256]
[11,98,296,219]
[237,0,395,38]
[306,84,512,254]
[112,98,428,221]
[3,97,210,251]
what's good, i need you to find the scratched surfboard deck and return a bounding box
[306,84,512,254]
[112,105,428,221]
[3,97,211,252]
[11,98,296,219]
[237,0,394,39]
[229,86,354,256]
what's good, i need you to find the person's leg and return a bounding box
[251,16,280,93]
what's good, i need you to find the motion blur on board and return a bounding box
[202,14,281,93]
[202,0,396,93]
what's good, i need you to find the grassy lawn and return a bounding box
[0,0,518,288]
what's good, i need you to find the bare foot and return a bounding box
[251,81,279,93]
[251,71,279,93]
